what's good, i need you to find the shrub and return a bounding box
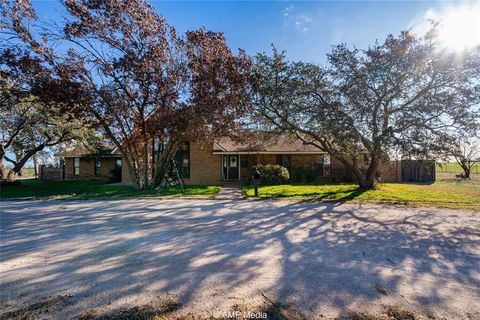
[295,166,318,183]
[305,166,318,182]
[296,166,306,182]
[257,164,290,185]
[109,168,122,183]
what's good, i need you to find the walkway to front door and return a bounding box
[215,182,243,200]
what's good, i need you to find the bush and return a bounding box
[294,166,318,183]
[257,164,290,185]
[109,168,122,183]
[296,166,306,182]
[304,167,318,182]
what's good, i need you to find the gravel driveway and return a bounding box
[1,200,479,319]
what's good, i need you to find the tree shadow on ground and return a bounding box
[0,200,479,319]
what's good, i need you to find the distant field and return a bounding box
[2,167,36,177]
[20,168,36,177]
[436,162,480,174]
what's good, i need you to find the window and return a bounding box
[94,158,101,175]
[276,154,291,168]
[115,159,122,169]
[315,154,331,176]
[174,142,190,179]
[73,157,80,175]
[229,155,238,168]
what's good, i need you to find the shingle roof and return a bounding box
[213,134,325,154]
[61,143,121,158]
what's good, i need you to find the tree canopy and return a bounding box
[0,47,90,181]
[1,0,253,189]
[253,32,480,188]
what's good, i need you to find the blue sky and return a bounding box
[30,0,450,64]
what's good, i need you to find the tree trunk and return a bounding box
[0,145,7,181]
[124,155,141,190]
[458,162,471,179]
[0,160,6,181]
[340,157,379,189]
[142,134,149,190]
[33,154,38,177]
[15,151,24,177]
[151,139,179,189]
[355,172,376,189]
[7,144,46,181]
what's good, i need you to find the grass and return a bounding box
[243,179,480,210]
[20,167,36,177]
[0,179,221,200]
[436,161,480,174]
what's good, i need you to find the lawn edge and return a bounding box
[244,196,480,211]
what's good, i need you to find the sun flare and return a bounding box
[436,4,480,51]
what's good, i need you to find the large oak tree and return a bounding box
[2,0,252,189]
[0,48,90,181]
[253,32,480,188]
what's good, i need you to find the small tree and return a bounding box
[449,140,480,179]
[253,31,480,189]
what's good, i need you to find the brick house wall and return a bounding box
[239,154,399,183]
[186,142,222,184]
[118,141,404,186]
[240,153,336,183]
[377,161,401,182]
[121,141,223,185]
[330,158,401,183]
[64,157,119,181]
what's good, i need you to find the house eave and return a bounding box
[212,151,327,155]
[62,154,122,158]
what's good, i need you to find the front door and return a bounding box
[223,155,239,180]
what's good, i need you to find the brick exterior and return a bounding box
[121,141,222,185]
[330,158,401,183]
[186,142,222,184]
[65,150,402,185]
[116,142,402,185]
[64,157,120,181]
[377,161,401,183]
[239,154,401,183]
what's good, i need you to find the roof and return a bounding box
[213,134,325,154]
[61,142,122,158]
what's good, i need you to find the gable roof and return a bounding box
[61,142,121,158]
[213,134,325,154]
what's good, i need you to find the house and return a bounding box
[59,135,435,184]
[61,144,123,182]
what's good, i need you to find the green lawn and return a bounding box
[0,179,221,200]
[243,180,480,210]
[436,161,480,174]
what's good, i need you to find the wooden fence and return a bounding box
[401,160,436,182]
